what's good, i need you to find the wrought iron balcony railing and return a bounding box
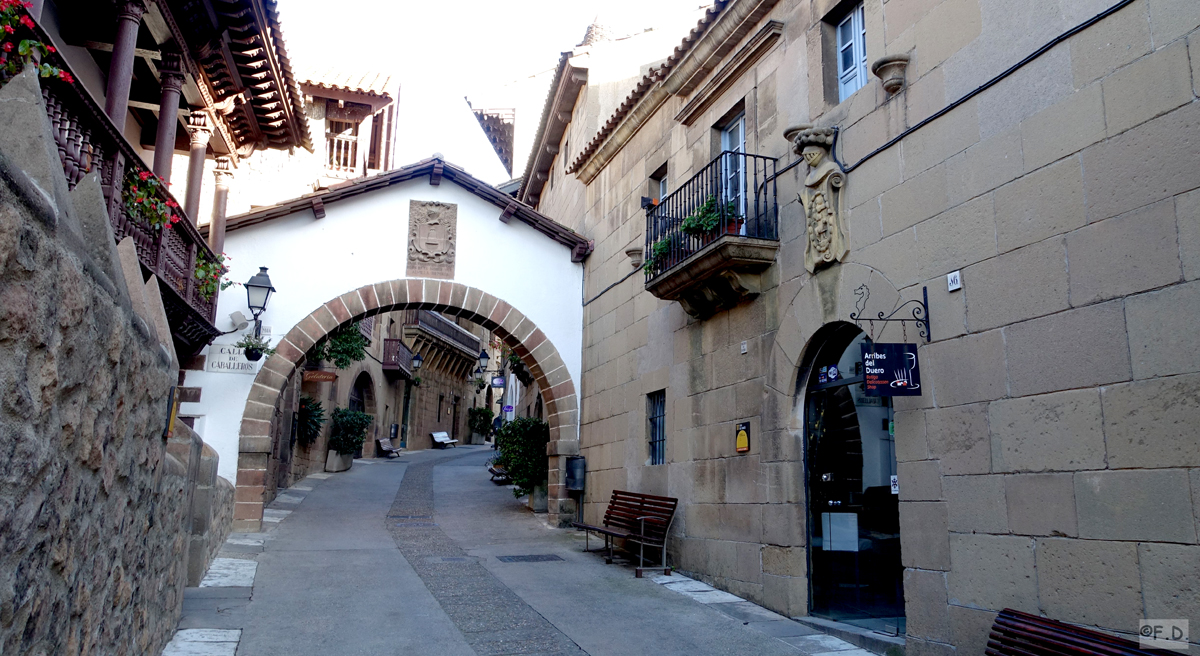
[23,20,221,355]
[644,151,778,283]
[402,310,481,356]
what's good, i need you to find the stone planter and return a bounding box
[528,483,548,513]
[871,54,910,94]
[325,450,353,473]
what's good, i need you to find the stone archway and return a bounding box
[764,263,904,423]
[760,262,907,618]
[234,279,580,530]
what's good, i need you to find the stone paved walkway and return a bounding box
[169,445,886,656]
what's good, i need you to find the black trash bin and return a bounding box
[565,456,586,491]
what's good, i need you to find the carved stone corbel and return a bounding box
[785,124,849,274]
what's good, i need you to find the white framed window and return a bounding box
[836,3,868,102]
[721,113,746,224]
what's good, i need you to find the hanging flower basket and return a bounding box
[233,334,274,362]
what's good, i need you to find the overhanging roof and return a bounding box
[517,53,588,206]
[207,157,593,262]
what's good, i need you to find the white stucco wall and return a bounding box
[181,176,584,481]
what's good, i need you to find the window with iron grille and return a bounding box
[647,390,666,465]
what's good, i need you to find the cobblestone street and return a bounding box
[167,446,887,656]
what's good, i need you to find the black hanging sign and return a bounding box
[861,343,922,396]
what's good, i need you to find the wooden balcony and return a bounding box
[29,21,221,355]
[382,338,414,381]
[644,151,779,318]
[402,310,482,357]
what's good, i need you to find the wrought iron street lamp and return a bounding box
[478,349,490,372]
[411,352,423,372]
[244,267,275,337]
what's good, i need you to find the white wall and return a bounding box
[181,176,584,481]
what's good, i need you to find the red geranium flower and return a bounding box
[2,43,11,52]
[47,46,55,53]
[18,15,33,28]
[139,170,151,181]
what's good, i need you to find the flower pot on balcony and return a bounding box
[244,347,263,361]
[325,450,353,473]
[723,218,745,236]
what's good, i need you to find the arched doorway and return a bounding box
[801,322,903,629]
[349,372,376,458]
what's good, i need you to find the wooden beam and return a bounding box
[84,40,161,60]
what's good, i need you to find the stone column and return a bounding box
[152,54,186,183]
[182,113,212,224]
[103,0,147,124]
[209,157,233,254]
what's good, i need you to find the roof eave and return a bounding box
[517,53,587,205]
[212,159,593,260]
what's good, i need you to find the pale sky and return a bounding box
[279,0,708,184]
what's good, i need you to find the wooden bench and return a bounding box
[431,431,458,448]
[485,457,509,482]
[988,608,1159,656]
[376,438,402,458]
[572,490,678,577]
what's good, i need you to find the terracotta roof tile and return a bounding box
[211,157,592,261]
[301,67,394,99]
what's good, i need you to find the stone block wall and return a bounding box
[0,67,232,654]
[537,0,1200,647]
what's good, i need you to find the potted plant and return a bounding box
[468,407,494,445]
[642,233,683,275]
[326,408,371,472]
[494,417,550,512]
[679,195,741,238]
[297,396,326,447]
[234,333,274,362]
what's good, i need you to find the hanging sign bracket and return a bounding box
[849,285,931,343]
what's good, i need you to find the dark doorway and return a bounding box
[349,372,374,458]
[803,323,903,632]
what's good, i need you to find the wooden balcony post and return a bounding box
[209,157,233,254]
[183,113,212,223]
[103,0,147,124]
[152,53,186,183]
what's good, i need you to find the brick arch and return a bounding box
[234,279,580,531]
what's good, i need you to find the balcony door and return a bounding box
[721,115,746,232]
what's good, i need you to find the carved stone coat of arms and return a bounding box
[406,200,457,278]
